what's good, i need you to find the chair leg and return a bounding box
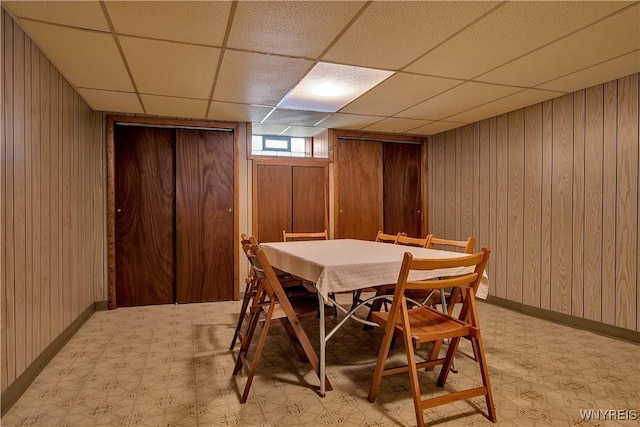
[474,333,497,422]
[368,317,397,402]
[399,306,426,427]
[230,280,256,350]
[282,320,309,363]
[239,304,276,403]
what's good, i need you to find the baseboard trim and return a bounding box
[485,296,640,344]
[1,302,97,416]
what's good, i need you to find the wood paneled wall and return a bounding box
[428,73,639,332]
[1,10,105,393]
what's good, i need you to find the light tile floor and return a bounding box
[2,296,639,427]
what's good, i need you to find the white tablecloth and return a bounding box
[260,239,489,300]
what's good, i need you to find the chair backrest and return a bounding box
[396,234,429,248]
[374,230,403,244]
[427,235,475,254]
[392,247,490,308]
[282,230,328,242]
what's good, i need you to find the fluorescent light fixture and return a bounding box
[279,62,393,113]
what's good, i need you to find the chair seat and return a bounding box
[371,305,474,348]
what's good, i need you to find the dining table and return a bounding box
[259,238,489,396]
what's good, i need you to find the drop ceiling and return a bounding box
[3,1,639,136]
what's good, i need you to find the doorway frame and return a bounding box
[106,115,240,309]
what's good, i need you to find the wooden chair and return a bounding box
[283,230,328,242]
[232,242,331,402]
[231,234,313,350]
[368,248,495,427]
[363,234,430,317]
[418,236,476,307]
[374,230,403,244]
[396,234,429,248]
[427,235,475,253]
[352,231,404,309]
[230,233,259,350]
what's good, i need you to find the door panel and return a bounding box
[337,139,383,240]
[176,129,234,303]
[384,143,422,237]
[256,164,292,243]
[292,166,326,233]
[115,126,175,307]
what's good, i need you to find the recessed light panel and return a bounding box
[279,62,394,112]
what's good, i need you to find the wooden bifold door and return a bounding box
[115,125,234,307]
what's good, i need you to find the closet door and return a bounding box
[336,139,383,240]
[292,166,326,232]
[115,126,176,307]
[256,164,292,243]
[176,129,234,303]
[383,143,422,237]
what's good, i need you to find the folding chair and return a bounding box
[368,248,495,427]
[232,243,331,402]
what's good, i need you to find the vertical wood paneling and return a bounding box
[507,110,524,303]
[444,131,456,240]
[572,90,585,318]
[24,34,34,367]
[432,134,446,235]
[13,21,27,377]
[488,117,497,295]
[478,120,491,252]
[1,10,104,393]
[473,123,480,244]
[551,94,573,315]
[30,39,42,360]
[3,11,15,389]
[523,104,543,307]
[584,85,604,322]
[541,100,553,310]
[50,68,62,337]
[454,129,462,238]
[459,125,474,240]
[615,75,638,330]
[602,81,617,325]
[62,80,72,329]
[430,72,639,332]
[495,115,508,299]
[39,52,51,351]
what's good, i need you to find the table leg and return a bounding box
[318,291,326,397]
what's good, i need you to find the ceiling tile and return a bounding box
[228,1,365,57]
[20,21,133,92]
[316,113,382,130]
[105,1,231,46]
[213,50,313,105]
[323,1,500,70]
[409,121,467,135]
[140,94,208,119]
[280,126,326,138]
[397,82,521,121]
[251,123,289,135]
[363,118,433,134]
[406,1,632,79]
[77,88,143,114]
[537,50,640,93]
[446,89,564,123]
[120,36,220,99]
[477,4,640,87]
[340,72,462,116]
[3,0,109,31]
[208,102,272,123]
[262,109,330,127]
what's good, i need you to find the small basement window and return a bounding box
[252,135,306,157]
